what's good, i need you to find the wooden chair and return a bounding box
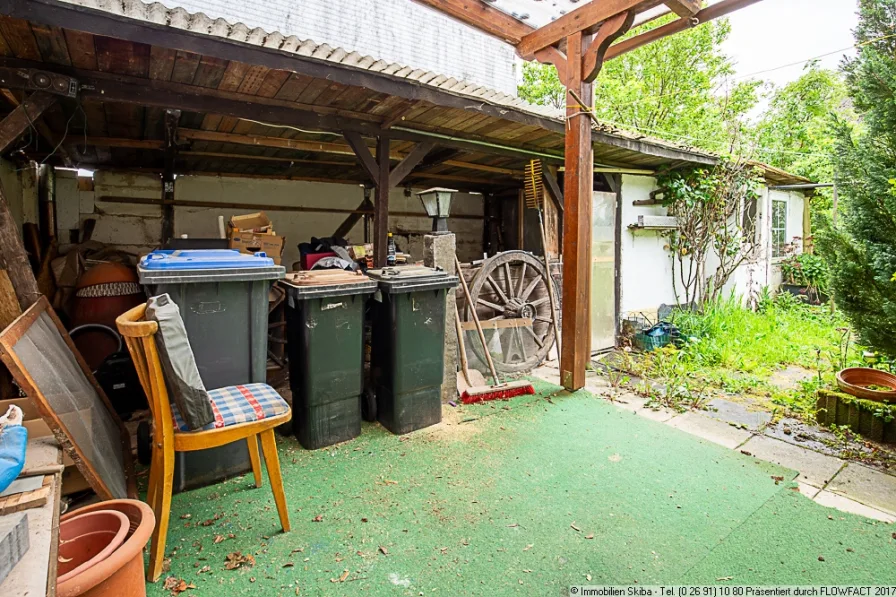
[116,303,292,582]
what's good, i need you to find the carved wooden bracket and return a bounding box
[582,10,635,83]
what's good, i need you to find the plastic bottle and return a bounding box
[386,232,396,266]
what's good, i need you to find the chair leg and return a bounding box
[147,449,174,582]
[247,435,262,488]
[259,429,290,532]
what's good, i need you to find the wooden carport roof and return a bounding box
[0,0,723,192]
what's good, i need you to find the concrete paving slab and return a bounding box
[638,406,678,423]
[530,366,561,386]
[796,482,822,499]
[813,490,896,524]
[666,411,753,449]
[763,417,845,457]
[739,435,845,487]
[705,398,772,431]
[826,464,896,515]
[605,392,649,413]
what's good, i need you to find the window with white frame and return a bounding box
[771,199,788,258]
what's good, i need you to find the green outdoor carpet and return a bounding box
[148,380,896,596]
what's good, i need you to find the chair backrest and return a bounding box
[115,304,176,444]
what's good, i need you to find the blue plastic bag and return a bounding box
[0,425,28,494]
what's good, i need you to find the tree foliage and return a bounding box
[518,16,760,154]
[817,0,896,358]
[657,161,764,306]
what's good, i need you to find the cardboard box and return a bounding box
[0,397,40,421]
[228,232,285,265]
[229,212,274,234]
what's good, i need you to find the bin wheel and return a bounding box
[361,387,377,422]
[137,421,152,465]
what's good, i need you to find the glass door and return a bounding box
[591,191,617,352]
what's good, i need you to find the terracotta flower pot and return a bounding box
[837,367,896,402]
[57,500,156,597]
[57,510,129,584]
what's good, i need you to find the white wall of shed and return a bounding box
[617,174,808,321]
[53,170,485,265]
[0,159,38,228]
[163,0,519,95]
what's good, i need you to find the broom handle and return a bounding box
[455,256,501,384]
[454,304,472,385]
[537,206,562,357]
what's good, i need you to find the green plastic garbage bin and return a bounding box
[367,266,458,434]
[280,271,377,449]
[138,249,284,491]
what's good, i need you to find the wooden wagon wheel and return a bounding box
[464,251,556,374]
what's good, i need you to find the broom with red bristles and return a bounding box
[455,255,536,404]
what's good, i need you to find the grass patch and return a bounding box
[626,292,864,418]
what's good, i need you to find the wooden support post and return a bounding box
[560,31,594,392]
[344,133,435,267]
[374,135,391,268]
[162,109,180,244]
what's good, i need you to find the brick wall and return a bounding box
[163,0,520,95]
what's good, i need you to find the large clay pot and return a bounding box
[57,510,129,584]
[57,500,156,597]
[71,263,145,370]
[837,367,896,401]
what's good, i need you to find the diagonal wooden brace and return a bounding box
[582,10,636,83]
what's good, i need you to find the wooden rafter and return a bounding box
[606,0,764,61]
[411,0,533,44]
[664,0,701,17]
[516,0,645,59]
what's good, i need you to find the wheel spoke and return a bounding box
[477,297,504,312]
[488,315,506,321]
[534,315,552,324]
[503,262,514,297]
[516,262,528,296]
[523,324,545,348]
[529,297,549,308]
[521,277,541,301]
[486,274,510,304]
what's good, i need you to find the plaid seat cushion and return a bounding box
[171,383,289,432]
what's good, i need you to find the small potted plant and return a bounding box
[780,252,830,305]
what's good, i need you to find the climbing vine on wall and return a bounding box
[655,160,764,307]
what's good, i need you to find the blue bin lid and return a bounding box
[140,249,277,270]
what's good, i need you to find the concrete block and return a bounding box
[813,490,896,523]
[739,435,844,488]
[826,464,896,516]
[666,411,753,449]
[0,513,29,585]
[638,406,678,423]
[424,233,457,403]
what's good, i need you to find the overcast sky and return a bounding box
[722,0,859,88]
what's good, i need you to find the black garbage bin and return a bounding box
[367,266,458,434]
[280,271,377,449]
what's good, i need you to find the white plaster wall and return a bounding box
[55,171,484,265]
[0,159,38,228]
[617,175,807,319]
[163,0,519,95]
[618,175,679,320]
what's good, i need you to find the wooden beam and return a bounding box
[606,0,764,61]
[389,141,436,188]
[582,10,635,83]
[0,89,72,167]
[0,91,55,154]
[410,0,534,44]
[560,31,593,392]
[333,194,373,240]
[375,135,391,268]
[516,0,644,59]
[343,132,380,184]
[664,0,701,17]
[97,195,484,220]
[178,129,353,155]
[161,109,180,244]
[543,165,563,210]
